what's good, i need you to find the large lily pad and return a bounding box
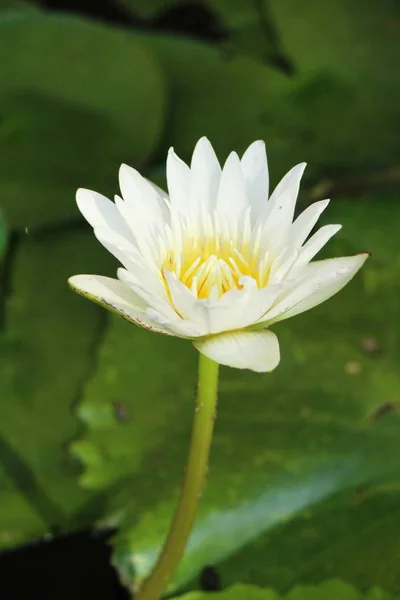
[0,0,38,10]
[0,211,7,258]
[116,0,183,19]
[117,0,285,68]
[175,581,398,600]
[133,32,399,189]
[268,0,400,174]
[204,0,290,69]
[0,228,116,547]
[0,14,165,228]
[131,33,292,179]
[72,195,400,594]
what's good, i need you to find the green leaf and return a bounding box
[0,228,116,547]
[267,0,400,173]
[204,0,289,68]
[0,0,37,11]
[131,34,297,181]
[116,0,183,19]
[117,0,286,68]
[176,583,279,599]
[0,211,7,258]
[0,14,166,228]
[132,33,399,189]
[174,580,399,599]
[72,197,400,594]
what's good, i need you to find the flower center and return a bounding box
[162,228,271,299]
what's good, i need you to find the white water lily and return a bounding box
[69,137,368,372]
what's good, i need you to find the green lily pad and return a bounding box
[0,211,7,258]
[267,0,400,174]
[132,33,298,182]
[176,583,279,600]
[0,0,37,10]
[204,0,289,68]
[72,196,400,594]
[0,14,165,228]
[116,0,183,19]
[0,228,116,547]
[133,32,399,189]
[219,483,400,593]
[117,0,285,68]
[174,580,398,599]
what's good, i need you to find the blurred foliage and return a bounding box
[0,14,165,228]
[0,229,117,547]
[0,0,38,10]
[175,581,400,600]
[0,0,399,597]
[0,212,7,258]
[117,0,180,19]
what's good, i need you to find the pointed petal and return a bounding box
[76,188,132,240]
[119,164,167,227]
[166,148,190,213]
[94,226,149,271]
[194,329,280,372]
[241,140,269,217]
[190,137,221,212]
[163,270,209,333]
[261,163,307,233]
[113,196,161,267]
[117,266,167,303]
[117,267,178,321]
[290,199,330,248]
[294,224,342,271]
[146,179,169,203]
[217,151,248,221]
[204,277,282,334]
[263,253,369,324]
[68,274,172,335]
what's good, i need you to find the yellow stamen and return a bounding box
[160,223,271,299]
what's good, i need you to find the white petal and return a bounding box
[96,227,166,300]
[204,277,282,334]
[241,140,269,218]
[268,248,298,284]
[261,163,306,233]
[190,137,221,212]
[163,271,209,334]
[146,179,169,203]
[163,318,208,339]
[76,188,132,240]
[293,224,342,271]
[119,164,167,224]
[194,329,280,372]
[68,274,172,335]
[117,268,178,322]
[113,196,161,267]
[94,226,146,270]
[117,266,167,304]
[290,199,330,248]
[166,148,190,213]
[262,253,369,324]
[118,272,205,338]
[217,151,248,220]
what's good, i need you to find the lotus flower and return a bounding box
[69,137,367,372]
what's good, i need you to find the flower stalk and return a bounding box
[136,354,220,600]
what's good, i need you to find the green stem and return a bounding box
[136,353,220,600]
